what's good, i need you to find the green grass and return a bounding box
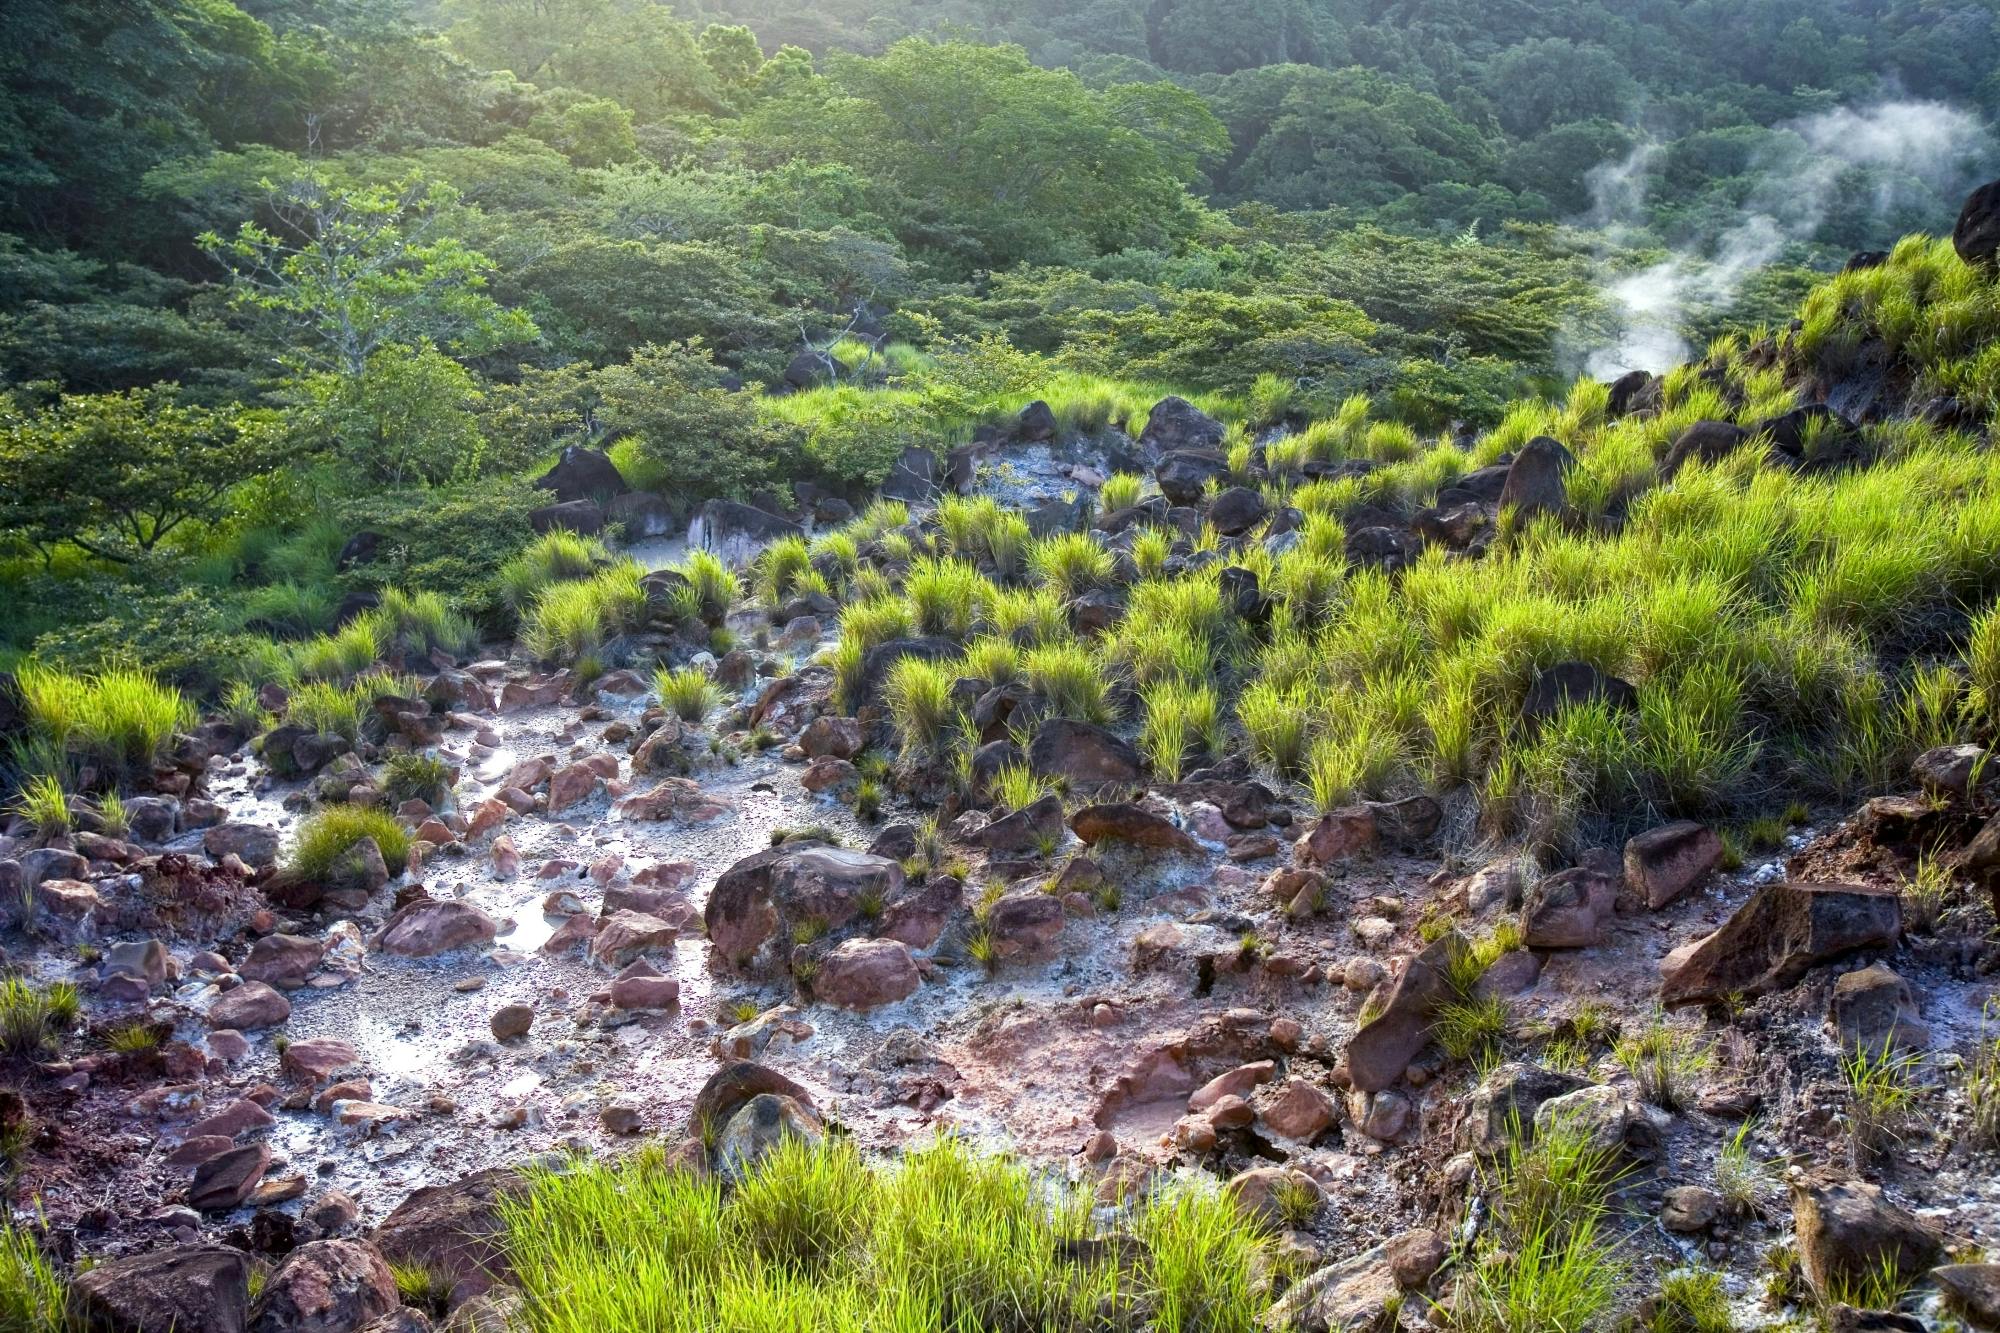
[990,762,1056,812]
[7,774,70,839]
[286,806,412,881]
[390,1260,454,1319]
[681,550,739,625]
[381,752,453,807]
[14,662,192,778]
[905,557,986,639]
[1024,641,1115,725]
[367,587,477,660]
[655,666,724,724]
[500,529,611,613]
[1099,473,1146,513]
[497,1133,1270,1333]
[286,679,368,741]
[1714,1120,1772,1216]
[522,563,648,663]
[1616,1015,1714,1112]
[1842,1036,1924,1157]
[0,979,80,1057]
[1647,1267,1736,1333]
[0,1222,67,1332]
[1970,1003,2000,1149]
[885,657,959,756]
[1027,533,1114,600]
[1138,680,1220,782]
[106,1022,163,1055]
[1435,993,1511,1062]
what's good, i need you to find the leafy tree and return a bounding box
[291,340,489,487]
[1481,39,1636,138]
[200,175,536,379]
[594,342,801,501]
[0,387,284,560]
[526,96,639,168]
[443,0,722,119]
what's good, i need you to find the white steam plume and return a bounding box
[1579,99,1989,380]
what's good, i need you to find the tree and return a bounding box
[594,342,800,501]
[292,340,489,487]
[199,175,536,379]
[0,387,284,560]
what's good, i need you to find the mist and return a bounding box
[1579,99,1990,380]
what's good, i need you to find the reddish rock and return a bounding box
[189,1142,270,1211]
[489,1004,534,1042]
[1661,882,1901,1006]
[208,981,290,1032]
[372,1169,529,1306]
[250,1239,398,1333]
[1624,821,1723,910]
[984,892,1066,961]
[1792,1178,1942,1296]
[813,938,919,1009]
[609,961,680,1010]
[187,1098,276,1141]
[1294,808,1378,864]
[800,756,859,795]
[239,934,325,989]
[546,763,598,814]
[589,909,678,968]
[799,716,864,760]
[616,778,733,824]
[1344,932,1460,1093]
[203,823,280,868]
[72,1244,252,1333]
[374,899,497,958]
[1068,803,1198,852]
[282,1037,362,1084]
[1521,863,1618,948]
[1188,1061,1276,1112]
[1260,1078,1336,1141]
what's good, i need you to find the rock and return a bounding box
[1792,1178,1942,1295]
[1933,1263,2000,1328]
[1386,1229,1447,1288]
[489,1004,534,1042]
[282,1038,361,1084]
[880,445,940,501]
[358,1314,433,1333]
[609,961,680,1010]
[103,939,169,989]
[1344,931,1461,1093]
[1459,1062,1590,1155]
[209,981,290,1031]
[1367,795,1440,847]
[123,795,181,843]
[73,1243,252,1333]
[1828,964,1927,1054]
[1520,661,1637,724]
[813,938,919,1009]
[972,793,1066,855]
[374,899,498,958]
[599,1102,644,1135]
[1662,1185,1724,1233]
[373,1168,530,1306]
[533,446,628,504]
[800,756,858,796]
[1606,370,1659,417]
[1153,450,1228,506]
[240,934,326,989]
[189,1142,271,1211]
[690,499,804,567]
[1911,743,1990,803]
[204,823,280,869]
[1263,1245,1401,1332]
[1350,1088,1411,1140]
[1660,881,1901,1006]
[1223,1166,1321,1230]
[588,909,678,968]
[983,892,1066,961]
[799,716,864,760]
[1208,486,1267,535]
[1293,807,1377,865]
[188,1098,277,1141]
[715,1092,822,1177]
[712,1006,812,1061]
[437,1287,527,1333]
[545,763,598,814]
[1068,803,1197,852]
[1016,400,1057,442]
[1624,821,1722,910]
[1532,1084,1659,1161]
[250,1238,398,1333]
[1027,719,1142,785]
[1954,177,2000,268]
[1663,420,1753,476]
[1521,864,1618,948]
[1497,435,1573,518]
[602,491,679,541]
[1140,397,1225,455]
[690,1062,815,1142]
[1259,1078,1336,1141]
[528,499,604,536]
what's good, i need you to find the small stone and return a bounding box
[490,1004,534,1042]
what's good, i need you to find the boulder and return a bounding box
[1911,743,1990,803]
[189,1142,271,1211]
[1521,661,1637,724]
[533,447,628,504]
[374,899,498,958]
[1624,821,1722,910]
[1532,1084,1659,1161]
[690,1061,815,1141]
[1496,435,1573,519]
[715,1093,822,1178]
[1154,450,1228,506]
[1262,1244,1402,1333]
[1459,1062,1591,1156]
[1139,397,1225,455]
[250,1238,398,1333]
[282,1037,361,1084]
[489,1004,534,1042]
[1828,964,1927,1054]
[971,793,1066,855]
[799,716,864,760]
[1520,864,1618,948]
[1208,486,1267,536]
[204,823,281,869]
[73,1243,252,1333]
[1027,719,1142,785]
[209,981,290,1031]
[589,909,678,968]
[983,892,1066,961]
[528,499,604,536]
[373,1168,530,1306]
[1259,1078,1336,1142]
[1660,881,1900,1006]
[880,445,940,501]
[1792,1178,1942,1295]
[1016,400,1058,442]
[1294,808,1378,865]
[239,935,325,989]
[1344,931,1461,1093]
[1068,803,1197,853]
[1606,370,1660,418]
[1223,1166,1321,1230]
[1662,420,1753,476]
[1663,1185,1725,1233]
[813,938,919,1009]
[690,499,803,567]
[604,491,679,539]
[1954,178,2000,269]
[1933,1264,2000,1328]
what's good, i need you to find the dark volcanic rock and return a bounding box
[1954,178,2000,269]
[1521,661,1637,724]
[1662,420,1752,476]
[1068,803,1198,852]
[1154,450,1228,506]
[534,446,628,504]
[73,1244,252,1333]
[529,499,605,536]
[1139,396,1225,454]
[1497,435,1573,519]
[373,1168,529,1306]
[1661,882,1901,1007]
[1028,719,1143,785]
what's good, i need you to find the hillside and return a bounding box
[5,3,2000,1332]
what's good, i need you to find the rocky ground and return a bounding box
[7,425,2000,1332]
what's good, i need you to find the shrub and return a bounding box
[381,753,453,807]
[655,666,723,724]
[287,806,412,881]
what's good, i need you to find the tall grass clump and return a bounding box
[7,774,71,839]
[15,662,193,778]
[366,588,477,660]
[0,978,80,1056]
[886,657,960,756]
[285,806,412,880]
[496,1133,1270,1333]
[655,666,724,724]
[1099,473,1146,513]
[0,1222,67,1332]
[758,536,813,609]
[521,563,647,663]
[1027,533,1114,600]
[499,529,609,612]
[905,557,987,639]
[681,550,739,624]
[1139,680,1221,782]
[1024,641,1115,724]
